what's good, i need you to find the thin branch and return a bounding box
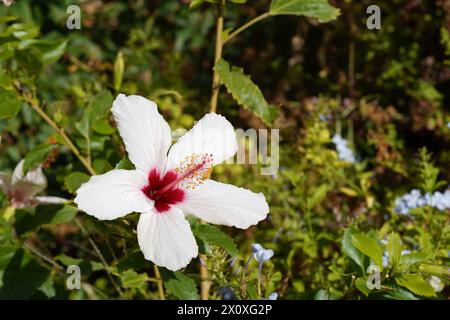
[153,265,165,300]
[75,218,123,296]
[19,90,97,176]
[223,12,270,45]
[209,0,225,113]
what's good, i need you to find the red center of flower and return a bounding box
[141,169,185,213]
[141,154,214,213]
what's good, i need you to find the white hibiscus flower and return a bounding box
[75,94,269,271]
[0,160,67,209]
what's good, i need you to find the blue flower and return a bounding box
[395,188,450,215]
[251,243,274,282]
[267,292,278,300]
[218,287,236,300]
[332,134,356,163]
[252,243,274,264]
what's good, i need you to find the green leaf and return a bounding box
[38,275,56,298]
[31,39,68,65]
[269,0,340,23]
[215,59,278,125]
[23,143,56,175]
[381,285,419,300]
[120,269,149,289]
[341,228,365,273]
[0,68,14,90]
[351,233,383,270]
[64,172,90,194]
[307,184,328,210]
[247,282,258,299]
[164,271,199,300]
[48,205,77,225]
[189,0,215,10]
[387,232,402,268]
[191,223,239,257]
[0,90,22,119]
[355,277,370,297]
[15,205,77,235]
[77,90,114,136]
[115,156,134,170]
[396,274,436,297]
[398,252,429,272]
[0,248,50,299]
[116,250,147,273]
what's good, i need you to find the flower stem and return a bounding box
[153,265,166,300]
[257,263,262,297]
[200,253,211,300]
[75,218,123,296]
[21,92,97,176]
[223,12,270,45]
[209,0,225,113]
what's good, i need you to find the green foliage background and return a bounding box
[0,0,449,300]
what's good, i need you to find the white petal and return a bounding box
[12,160,47,188]
[112,94,172,174]
[137,208,198,271]
[166,113,237,171]
[74,169,153,220]
[35,196,68,204]
[176,180,269,229]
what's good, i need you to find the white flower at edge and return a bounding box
[1,0,14,6]
[0,160,67,208]
[75,94,269,271]
[428,276,444,293]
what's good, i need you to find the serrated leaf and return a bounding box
[351,233,383,270]
[341,228,365,273]
[191,223,239,257]
[396,274,436,297]
[164,271,199,300]
[387,232,402,268]
[215,59,278,125]
[120,269,149,289]
[64,172,90,194]
[23,143,56,175]
[269,0,340,23]
[0,90,22,119]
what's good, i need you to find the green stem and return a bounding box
[21,92,97,176]
[223,12,270,45]
[75,218,123,296]
[153,265,166,300]
[209,0,225,113]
